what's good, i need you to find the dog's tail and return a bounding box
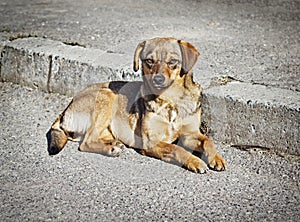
[46,115,68,155]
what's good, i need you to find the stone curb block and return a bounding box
[203,82,300,155]
[0,38,299,155]
[0,38,141,96]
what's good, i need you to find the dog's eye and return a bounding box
[145,59,154,65]
[168,59,179,69]
[168,59,178,65]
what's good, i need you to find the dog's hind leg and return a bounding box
[80,139,125,157]
[78,90,125,157]
[79,126,125,157]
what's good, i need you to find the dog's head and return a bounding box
[133,37,199,93]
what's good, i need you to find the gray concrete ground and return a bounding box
[0,81,299,221]
[0,0,300,221]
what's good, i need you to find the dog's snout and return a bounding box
[153,74,165,85]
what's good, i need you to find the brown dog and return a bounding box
[47,37,226,173]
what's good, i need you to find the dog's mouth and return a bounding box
[151,74,172,91]
[152,80,174,92]
[152,82,168,91]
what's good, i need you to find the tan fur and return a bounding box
[47,37,226,173]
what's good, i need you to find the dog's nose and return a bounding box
[153,74,165,85]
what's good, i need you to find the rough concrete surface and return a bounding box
[1,38,136,95]
[203,81,300,155]
[0,0,300,221]
[0,82,299,221]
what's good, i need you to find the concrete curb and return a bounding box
[202,82,299,155]
[0,38,140,96]
[1,37,299,155]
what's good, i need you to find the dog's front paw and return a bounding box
[186,156,208,174]
[209,153,226,171]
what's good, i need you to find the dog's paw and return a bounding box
[186,156,208,174]
[109,141,126,157]
[209,153,226,171]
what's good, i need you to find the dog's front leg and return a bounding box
[142,142,208,173]
[180,132,226,171]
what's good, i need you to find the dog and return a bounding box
[47,37,226,173]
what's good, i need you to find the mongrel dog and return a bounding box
[47,37,226,173]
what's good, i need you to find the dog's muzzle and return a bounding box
[152,74,166,88]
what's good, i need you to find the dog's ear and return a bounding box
[133,40,146,72]
[178,40,200,75]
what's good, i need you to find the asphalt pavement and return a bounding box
[0,0,299,221]
[1,81,299,221]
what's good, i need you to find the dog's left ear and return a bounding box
[133,40,146,72]
[178,40,200,75]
